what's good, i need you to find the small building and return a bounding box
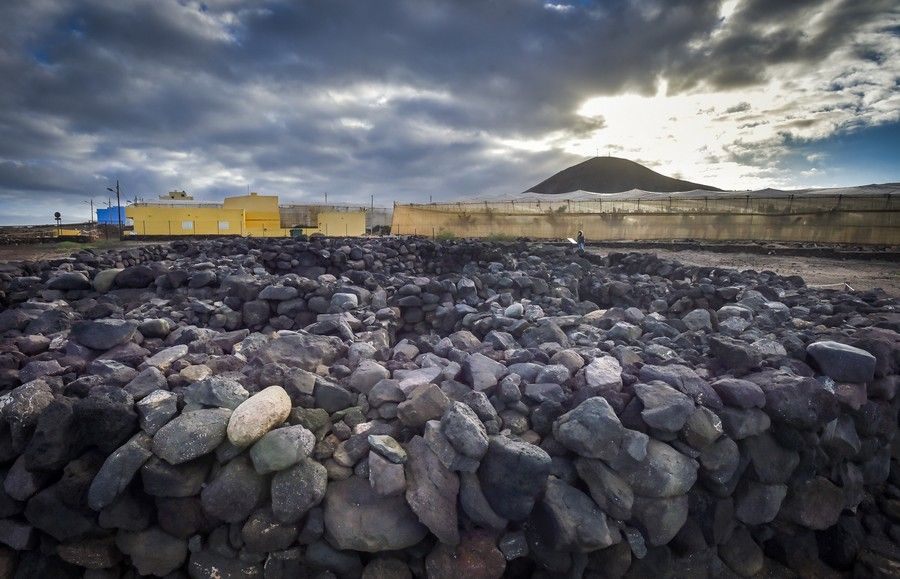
[128,204,246,236]
[160,190,193,200]
[127,191,291,237]
[96,206,127,225]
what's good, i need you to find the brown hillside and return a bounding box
[526,157,722,194]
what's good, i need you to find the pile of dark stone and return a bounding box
[0,236,898,578]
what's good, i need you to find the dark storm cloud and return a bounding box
[0,0,896,223]
[669,0,897,91]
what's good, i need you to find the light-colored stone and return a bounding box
[227,386,292,447]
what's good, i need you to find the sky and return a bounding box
[0,0,898,225]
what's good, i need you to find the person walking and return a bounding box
[576,230,585,254]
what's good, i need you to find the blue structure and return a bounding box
[96,206,126,225]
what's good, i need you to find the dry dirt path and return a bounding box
[0,240,166,264]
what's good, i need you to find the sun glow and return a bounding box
[572,81,785,188]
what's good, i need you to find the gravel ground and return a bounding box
[589,246,900,297]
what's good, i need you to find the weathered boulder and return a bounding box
[441,401,489,460]
[638,364,723,409]
[575,458,633,520]
[478,435,551,521]
[183,376,249,409]
[227,385,291,447]
[87,433,153,511]
[47,272,92,291]
[271,459,328,523]
[114,265,156,288]
[781,476,844,530]
[250,331,342,371]
[347,361,389,397]
[634,381,695,432]
[710,378,766,409]
[807,340,877,383]
[249,425,316,474]
[115,527,187,576]
[425,530,507,579]
[531,477,619,552]
[631,495,689,546]
[324,476,428,552]
[398,383,450,428]
[553,397,645,462]
[200,456,266,523]
[70,319,137,351]
[584,356,623,390]
[152,408,232,465]
[606,439,697,498]
[405,436,459,545]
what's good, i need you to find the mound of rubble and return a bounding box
[0,237,898,578]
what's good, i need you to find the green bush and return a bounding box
[485,232,515,242]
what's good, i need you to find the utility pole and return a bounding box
[104,198,112,240]
[82,199,94,224]
[107,180,122,238]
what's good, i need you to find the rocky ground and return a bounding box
[0,237,897,578]
[585,246,900,297]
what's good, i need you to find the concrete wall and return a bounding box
[392,195,899,245]
[224,193,283,233]
[313,211,367,237]
[279,205,392,230]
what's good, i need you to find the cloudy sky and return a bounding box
[1,0,898,224]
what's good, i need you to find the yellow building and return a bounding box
[127,191,374,237]
[223,192,285,236]
[129,205,247,236]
